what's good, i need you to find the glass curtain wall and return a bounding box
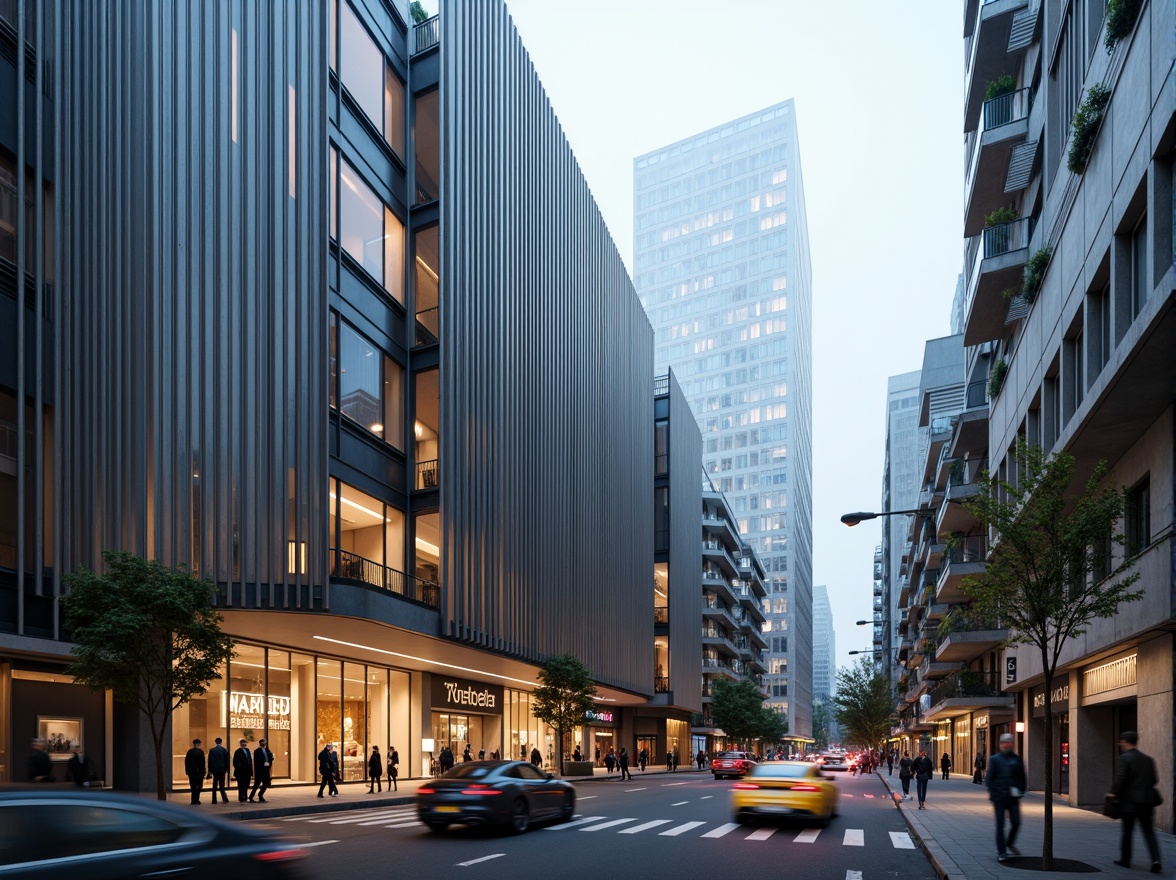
[506,690,554,769]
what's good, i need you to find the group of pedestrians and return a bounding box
[182,737,273,804]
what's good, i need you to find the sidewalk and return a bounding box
[159,764,704,822]
[876,770,1175,879]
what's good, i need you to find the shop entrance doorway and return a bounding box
[637,735,657,767]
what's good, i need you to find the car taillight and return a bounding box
[460,784,503,796]
[732,782,759,790]
[791,784,820,792]
[253,849,305,862]
[418,786,436,794]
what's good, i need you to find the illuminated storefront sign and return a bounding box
[584,709,613,723]
[229,692,292,730]
[431,677,503,714]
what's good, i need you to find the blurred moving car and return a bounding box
[0,789,307,879]
[415,760,575,833]
[731,761,840,826]
[710,751,757,780]
[816,753,848,771]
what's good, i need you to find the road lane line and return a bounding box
[578,796,598,800]
[456,854,506,867]
[581,818,639,832]
[863,794,876,799]
[624,788,647,792]
[659,821,705,836]
[700,823,739,838]
[890,831,916,849]
[543,815,606,830]
[619,820,673,834]
[843,829,864,846]
[377,820,422,828]
[794,828,821,843]
[671,801,688,806]
[299,840,340,848]
[700,795,713,800]
[746,827,777,841]
[662,782,688,787]
[846,872,863,880]
[305,809,411,824]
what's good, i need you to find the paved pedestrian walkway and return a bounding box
[876,770,1175,879]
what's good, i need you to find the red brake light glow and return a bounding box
[418,786,436,794]
[732,782,759,790]
[791,784,820,792]
[253,849,305,862]
[460,784,503,796]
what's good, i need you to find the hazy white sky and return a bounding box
[502,0,965,677]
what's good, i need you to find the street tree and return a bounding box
[961,440,1141,870]
[811,698,831,751]
[757,704,788,750]
[531,654,597,775]
[61,551,235,800]
[709,677,770,748]
[831,657,893,752]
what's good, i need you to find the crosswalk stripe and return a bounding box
[624,788,647,792]
[544,816,605,830]
[659,821,706,836]
[746,827,777,841]
[662,782,688,787]
[283,808,390,822]
[357,814,418,826]
[332,811,416,825]
[890,831,916,849]
[843,829,864,846]
[581,818,639,832]
[309,810,413,824]
[671,801,688,806]
[863,794,875,799]
[794,828,821,843]
[377,820,421,829]
[619,820,673,834]
[700,822,740,838]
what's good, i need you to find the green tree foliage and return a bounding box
[709,678,769,747]
[962,440,1141,870]
[831,658,894,751]
[531,654,597,775]
[757,705,789,748]
[409,1,430,24]
[61,551,235,800]
[811,699,831,751]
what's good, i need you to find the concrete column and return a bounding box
[1072,701,1114,809]
[1138,634,1173,832]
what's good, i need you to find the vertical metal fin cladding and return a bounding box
[58,1,327,602]
[439,0,654,692]
[667,372,702,706]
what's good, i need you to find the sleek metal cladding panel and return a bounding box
[667,369,703,709]
[59,1,328,604]
[438,0,654,692]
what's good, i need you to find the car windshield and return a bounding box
[752,763,810,779]
[443,764,493,779]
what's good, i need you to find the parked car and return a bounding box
[415,760,575,833]
[0,788,308,879]
[710,751,757,779]
[731,761,840,826]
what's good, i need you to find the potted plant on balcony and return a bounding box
[1067,83,1111,175]
[983,207,1017,228]
[1104,0,1142,53]
[1021,246,1052,303]
[984,75,1017,101]
[986,357,1007,399]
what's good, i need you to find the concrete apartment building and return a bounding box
[893,0,1172,826]
[0,0,702,789]
[634,100,814,740]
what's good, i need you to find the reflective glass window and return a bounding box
[339,2,383,131]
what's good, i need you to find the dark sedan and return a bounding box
[416,760,575,833]
[710,751,757,780]
[0,789,307,879]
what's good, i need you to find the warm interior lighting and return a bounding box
[414,422,424,438]
[314,636,537,687]
[415,254,439,282]
[370,423,383,433]
[415,537,440,556]
[329,491,391,522]
[1015,721,1025,733]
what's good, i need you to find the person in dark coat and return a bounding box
[973,750,986,784]
[66,750,98,787]
[184,739,206,805]
[697,749,706,771]
[462,744,472,763]
[898,751,913,799]
[940,752,952,780]
[618,747,632,781]
[249,738,272,802]
[911,749,934,810]
[438,746,455,774]
[232,739,252,802]
[387,746,400,791]
[207,737,230,803]
[1108,730,1162,872]
[28,738,53,782]
[986,732,1028,862]
[638,748,648,772]
[886,749,894,776]
[529,746,542,768]
[604,748,616,775]
[317,743,333,797]
[368,745,383,793]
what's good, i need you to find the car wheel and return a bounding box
[735,813,753,826]
[424,821,448,832]
[560,792,575,822]
[509,798,531,834]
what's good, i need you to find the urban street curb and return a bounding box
[877,771,963,880]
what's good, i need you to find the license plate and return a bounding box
[434,806,459,813]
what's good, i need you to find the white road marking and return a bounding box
[578,796,598,800]
[456,854,506,867]
[843,829,864,846]
[375,820,422,828]
[659,821,706,836]
[543,815,606,830]
[746,827,777,841]
[794,828,821,843]
[863,794,876,799]
[306,809,410,824]
[619,820,673,834]
[890,831,916,849]
[700,822,739,838]
[662,782,688,787]
[671,801,688,806]
[283,808,389,822]
[624,788,647,792]
[298,840,340,848]
[700,795,713,800]
[581,818,639,832]
[846,872,863,880]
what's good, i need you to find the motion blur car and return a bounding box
[0,789,307,879]
[710,751,757,779]
[731,761,840,826]
[816,753,848,771]
[416,760,575,833]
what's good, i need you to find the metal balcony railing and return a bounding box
[416,458,439,490]
[945,534,988,564]
[653,374,669,395]
[929,669,1002,706]
[654,676,669,693]
[413,14,439,54]
[414,307,439,346]
[330,548,440,608]
[982,87,1032,132]
[981,217,1033,259]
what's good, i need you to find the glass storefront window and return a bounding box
[317,659,343,764]
[290,653,316,782]
[342,662,367,781]
[267,651,292,779]
[170,659,227,785]
[229,644,269,752]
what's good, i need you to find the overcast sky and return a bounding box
[502,0,965,679]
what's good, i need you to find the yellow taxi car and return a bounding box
[731,760,839,825]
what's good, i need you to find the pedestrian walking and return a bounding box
[618,747,633,781]
[184,739,206,805]
[886,749,894,776]
[672,747,680,771]
[898,751,913,799]
[249,738,273,802]
[912,749,934,809]
[462,743,472,762]
[697,749,706,771]
[232,739,252,802]
[478,747,485,761]
[1108,730,1162,873]
[66,749,98,787]
[573,746,582,762]
[940,752,952,780]
[387,746,400,791]
[973,750,986,784]
[28,738,53,783]
[986,732,1027,862]
[207,737,231,803]
[368,745,383,793]
[327,743,341,795]
[638,747,647,772]
[604,748,616,775]
[530,746,542,768]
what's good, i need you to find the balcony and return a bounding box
[938,460,986,534]
[936,534,988,603]
[951,382,990,456]
[702,540,740,578]
[415,458,439,490]
[964,89,1033,234]
[703,514,741,552]
[963,217,1033,345]
[414,307,439,347]
[702,569,739,605]
[936,625,1007,664]
[925,669,1014,720]
[919,655,960,681]
[963,0,1031,135]
[412,14,439,55]
[330,548,440,609]
[702,626,741,658]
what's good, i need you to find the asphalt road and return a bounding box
[268,770,937,880]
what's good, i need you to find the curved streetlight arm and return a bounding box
[840,508,930,527]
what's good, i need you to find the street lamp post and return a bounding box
[840,508,929,527]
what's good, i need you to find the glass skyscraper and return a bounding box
[633,100,813,738]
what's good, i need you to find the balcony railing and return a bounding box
[415,307,439,346]
[965,379,988,409]
[413,14,439,54]
[330,548,440,609]
[654,676,669,693]
[654,606,668,625]
[415,458,439,490]
[653,374,669,395]
[983,87,1032,132]
[945,534,988,564]
[981,217,1033,260]
[929,669,1002,706]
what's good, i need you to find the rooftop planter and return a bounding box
[1104,0,1142,53]
[987,357,1008,399]
[1067,83,1111,175]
